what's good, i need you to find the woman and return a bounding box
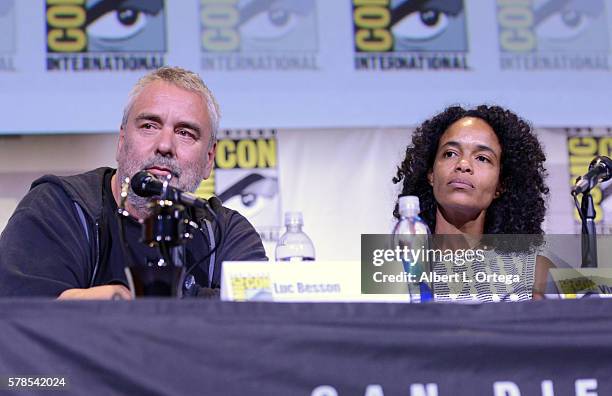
[393,105,552,301]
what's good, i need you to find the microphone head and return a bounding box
[590,156,612,183]
[130,170,163,197]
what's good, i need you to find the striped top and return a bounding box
[431,250,536,303]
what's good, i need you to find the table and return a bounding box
[0,298,610,395]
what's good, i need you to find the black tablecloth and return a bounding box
[0,298,610,395]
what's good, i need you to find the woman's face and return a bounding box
[427,117,502,219]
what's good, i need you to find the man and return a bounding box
[0,67,267,299]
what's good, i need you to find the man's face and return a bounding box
[427,117,502,221]
[116,81,215,215]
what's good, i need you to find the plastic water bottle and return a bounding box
[392,196,432,302]
[275,212,316,262]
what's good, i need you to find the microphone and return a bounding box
[130,170,209,210]
[572,156,612,195]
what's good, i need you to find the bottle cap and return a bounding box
[398,196,420,217]
[284,211,303,226]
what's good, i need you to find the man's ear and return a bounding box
[116,126,125,162]
[203,141,216,179]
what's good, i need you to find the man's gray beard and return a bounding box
[116,144,206,218]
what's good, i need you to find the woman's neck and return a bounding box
[434,207,486,236]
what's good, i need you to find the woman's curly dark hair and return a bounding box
[393,105,549,235]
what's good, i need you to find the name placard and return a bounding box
[550,268,612,299]
[220,261,411,302]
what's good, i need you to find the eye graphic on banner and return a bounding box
[87,8,149,41]
[536,8,595,40]
[0,0,15,52]
[0,0,15,71]
[390,0,466,51]
[391,10,450,40]
[240,0,316,51]
[534,0,606,49]
[240,7,300,39]
[352,0,469,71]
[218,173,278,219]
[497,0,610,71]
[45,0,166,71]
[200,0,319,71]
[196,129,282,253]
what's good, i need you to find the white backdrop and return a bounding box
[1,0,612,133]
[0,126,580,260]
[0,0,609,260]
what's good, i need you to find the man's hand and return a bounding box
[57,285,133,300]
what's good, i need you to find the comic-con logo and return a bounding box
[0,0,16,71]
[498,0,610,70]
[200,0,319,71]
[45,0,166,71]
[352,0,469,71]
[196,129,281,245]
[230,275,272,301]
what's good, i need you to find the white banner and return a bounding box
[1,0,612,134]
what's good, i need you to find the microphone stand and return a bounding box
[123,175,196,297]
[572,156,611,269]
[579,191,598,268]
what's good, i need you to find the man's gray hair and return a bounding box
[121,66,220,144]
